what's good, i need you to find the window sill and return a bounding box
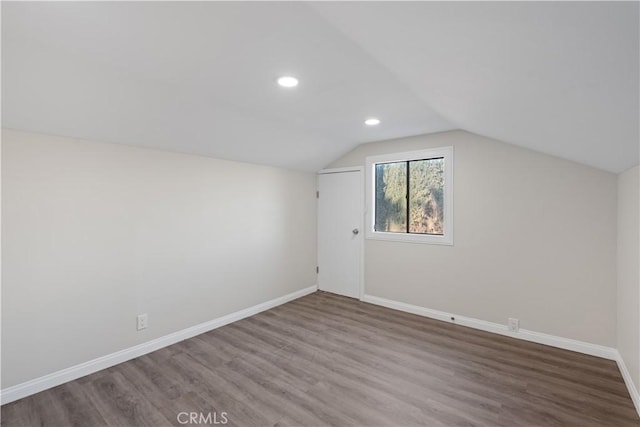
[365,231,453,246]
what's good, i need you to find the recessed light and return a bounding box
[277,76,299,88]
[364,118,381,126]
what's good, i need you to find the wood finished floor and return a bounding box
[2,291,638,427]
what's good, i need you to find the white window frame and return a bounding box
[365,146,454,245]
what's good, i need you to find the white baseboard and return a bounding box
[0,285,317,405]
[365,290,640,417]
[615,350,640,416]
[361,294,618,360]
[362,295,640,416]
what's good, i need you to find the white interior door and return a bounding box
[317,169,363,299]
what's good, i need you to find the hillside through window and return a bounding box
[375,158,444,235]
[366,147,453,245]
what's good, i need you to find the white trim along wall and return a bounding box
[0,286,318,405]
[5,286,639,417]
[361,293,640,416]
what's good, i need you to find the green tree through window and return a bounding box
[375,158,444,235]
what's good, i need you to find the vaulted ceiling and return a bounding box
[3,2,638,172]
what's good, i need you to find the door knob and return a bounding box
[352,228,359,235]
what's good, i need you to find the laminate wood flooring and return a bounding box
[2,291,638,426]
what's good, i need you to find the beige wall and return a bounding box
[617,165,639,393]
[330,130,617,346]
[1,129,317,388]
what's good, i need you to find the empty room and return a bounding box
[1,1,639,426]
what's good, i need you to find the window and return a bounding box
[366,147,453,245]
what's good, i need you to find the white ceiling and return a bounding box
[2,2,638,172]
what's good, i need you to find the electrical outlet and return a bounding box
[137,313,148,331]
[508,317,519,332]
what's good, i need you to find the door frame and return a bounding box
[317,166,365,300]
